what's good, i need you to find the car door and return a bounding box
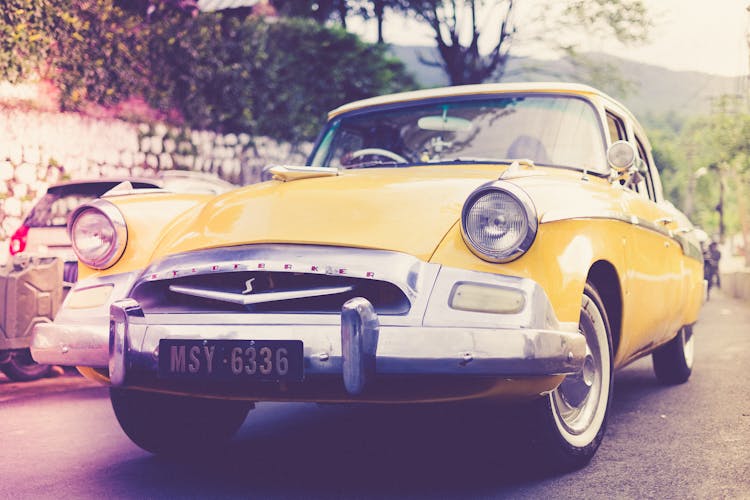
[620,129,685,357]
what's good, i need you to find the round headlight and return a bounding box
[461,182,538,262]
[68,200,127,269]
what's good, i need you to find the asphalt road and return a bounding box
[1,289,749,499]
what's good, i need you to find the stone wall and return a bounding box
[0,106,311,244]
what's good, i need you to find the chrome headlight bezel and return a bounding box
[460,181,538,263]
[67,199,128,270]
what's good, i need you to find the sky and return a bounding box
[349,0,750,77]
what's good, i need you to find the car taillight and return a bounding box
[9,225,29,255]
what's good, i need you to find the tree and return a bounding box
[272,0,350,26]
[0,1,59,82]
[0,1,416,141]
[271,1,397,44]
[51,1,154,109]
[248,17,416,141]
[390,0,650,85]
[661,96,750,262]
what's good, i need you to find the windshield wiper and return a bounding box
[345,160,407,169]
[432,157,513,164]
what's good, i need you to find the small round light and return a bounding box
[607,140,636,172]
[68,201,127,269]
[461,182,537,262]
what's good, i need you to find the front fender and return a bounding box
[429,218,627,325]
[77,193,212,281]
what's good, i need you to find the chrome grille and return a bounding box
[131,269,410,315]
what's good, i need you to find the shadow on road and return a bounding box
[106,401,571,497]
[95,339,718,497]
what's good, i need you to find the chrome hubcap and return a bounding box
[550,292,610,446]
[558,351,596,408]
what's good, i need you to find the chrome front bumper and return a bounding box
[32,245,587,396]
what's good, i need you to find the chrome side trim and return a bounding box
[540,211,703,263]
[169,284,354,306]
[540,210,630,225]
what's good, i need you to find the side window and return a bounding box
[606,112,627,144]
[635,135,657,202]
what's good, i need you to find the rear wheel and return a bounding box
[110,388,253,455]
[529,282,613,471]
[652,325,694,385]
[0,349,52,381]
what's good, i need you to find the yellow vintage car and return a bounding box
[31,83,704,470]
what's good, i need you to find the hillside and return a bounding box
[390,45,745,123]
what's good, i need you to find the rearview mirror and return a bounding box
[417,116,473,133]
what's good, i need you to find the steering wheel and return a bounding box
[348,148,408,164]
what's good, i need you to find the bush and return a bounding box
[5,2,417,141]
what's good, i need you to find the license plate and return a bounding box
[158,339,303,381]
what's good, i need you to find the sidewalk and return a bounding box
[0,369,100,404]
[718,249,750,301]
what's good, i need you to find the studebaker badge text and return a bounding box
[144,260,378,282]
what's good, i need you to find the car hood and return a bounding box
[149,167,500,262]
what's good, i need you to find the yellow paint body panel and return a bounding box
[120,166,504,264]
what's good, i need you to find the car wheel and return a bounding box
[529,281,613,471]
[652,325,694,385]
[110,388,253,455]
[0,349,52,381]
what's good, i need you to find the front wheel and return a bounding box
[110,388,254,455]
[528,282,613,471]
[652,325,694,385]
[0,349,52,381]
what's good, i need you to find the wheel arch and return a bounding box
[586,260,622,361]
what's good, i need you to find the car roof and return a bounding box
[328,82,616,119]
[45,178,162,196]
[46,178,161,192]
[46,171,235,196]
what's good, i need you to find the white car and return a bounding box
[3,171,234,381]
[9,171,235,285]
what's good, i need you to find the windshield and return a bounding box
[311,95,607,172]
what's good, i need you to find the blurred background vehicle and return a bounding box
[2,170,235,382]
[8,171,235,286]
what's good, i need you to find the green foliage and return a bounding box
[51,1,151,108]
[250,18,415,141]
[0,1,416,141]
[648,127,683,207]
[0,1,57,82]
[648,97,750,239]
[392,0,650,85]
[144,11,256,132]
